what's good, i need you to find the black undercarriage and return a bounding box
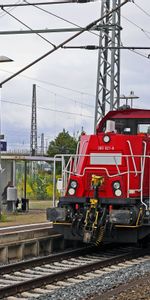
[47,196,150,244]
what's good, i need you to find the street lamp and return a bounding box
[0,56,13,217]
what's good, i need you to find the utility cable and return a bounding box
[2,2,149,61]
[23,0,100,38]
[122,15,150,41]
[37,85,94,107]
[1,99,94,118]
[1,7,56,48]
[133,2,150,19]
[0,0,21,18]
[0,67,95,96]
[128,49,149,59]
[27,0,150,60]
[0,0,96,8]
[121,15,150,58]
[0,0,129,87]
[120,38,149,59]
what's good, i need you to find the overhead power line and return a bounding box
[0,0,22,18]
[37,85,94,107]
[0,67,95,96]
[0,0,98,8]
[62,44,150,59]
[128,49,150,59]
[62,45,150,50]
[0,0,129,87]
[134,2,150,19]
[120,13,150,59]
[122,15,150,41]
[1,7,55,47]
[1,99,94,118]
[23,0,100,39]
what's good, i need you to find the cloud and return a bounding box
[0,0,150,150]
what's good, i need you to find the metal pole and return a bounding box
[53,156,56,207]
[0,27,106,35]
[12,160,16,186]
[24,161,27,199]
[0,88,2,216]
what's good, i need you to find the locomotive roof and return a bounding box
[97,108,150,132]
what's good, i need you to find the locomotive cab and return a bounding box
[47,108,150,245]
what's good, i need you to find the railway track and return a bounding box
[0,245,149,299]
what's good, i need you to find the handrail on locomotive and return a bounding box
[53,147,150,210]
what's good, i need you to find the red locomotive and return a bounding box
[48,108,150,244]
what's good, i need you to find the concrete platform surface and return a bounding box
[0,222,53,235]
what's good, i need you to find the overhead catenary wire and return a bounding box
[1,3,149,61]
[0,0,97,8]
[121,15,150,59]
[3,6,149,60]
[1,99,94,118]
[62,45,150,50]
[0,1,148,97]
[0,0,129,87]
[1,0,148,66]
[62,43,150,60]
[126,48,149,59]
[2,0,149,67]
[37,85,94,107]
[1,7,56,48]
[0,67,95,97]
[133,2,150,19]
[122,15,150,41]
[0,0,21,18]
[23,0,100,38]
[62,43,150,59]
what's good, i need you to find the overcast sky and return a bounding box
[0,0,150,151]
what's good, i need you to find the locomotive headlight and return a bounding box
[113,181,120,190]
[70,180,77,188]
[103,135,110,143]
[114,189,122,197]
[68,188,75,195]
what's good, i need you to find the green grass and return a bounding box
[0,200,53,226]
[0,212,47,226]
[29,200,52,210]
[0,213,7,222]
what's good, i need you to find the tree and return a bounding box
[47,129,78,157]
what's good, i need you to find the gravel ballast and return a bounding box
[31,259,150,300]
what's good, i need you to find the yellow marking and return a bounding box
[115,225,142,228]
[136,207,143,226]
[90,199,98,205]
[94,211,99,227]
[53,222,71,225]
[84,210,90,226]
[91,175,104,187]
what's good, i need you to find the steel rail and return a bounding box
[0,246,149,299]
[0,246,90,275]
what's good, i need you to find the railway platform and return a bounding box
[0,222,64,263]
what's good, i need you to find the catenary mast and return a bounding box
[30,84,37,155]
[94,0,121,132]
